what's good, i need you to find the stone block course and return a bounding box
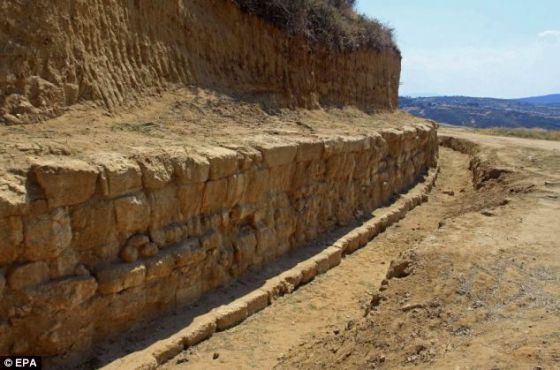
[114,193,151,236]
[0,216,23,264]
[0,123,438,358]
[32,158,99,208]
[95,153,143,198]
[7,261,50,290]
[23,208,72,261]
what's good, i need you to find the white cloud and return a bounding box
[538,30,560,43]
[401,37,560,98]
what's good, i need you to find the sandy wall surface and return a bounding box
[0,0,400,124]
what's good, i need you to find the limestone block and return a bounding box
[342,229,362,254]
[365,221,381,240]
[275,220,295,242]
[200,146,239,180]
[326,154,355,180]
[324,246,343,268]
[180,314,217,346]
[26,275,97,310]
[357,225,372,247]
[144,278,178,314]
[48,247,80,278]
[0,216,23,265]
[201,178,228,213]
[245,168,269,202]
[240,289,270,316]
[262,276,290,299]
[298,260,319,284]
[323,137,345,158]
[171,150,210,185]
[95,153,142,198]
[255,140,298,167]
[226,173,247,207]
[380,128,404,158]
[149,186,180,229]
[201,211,224,231]
[368,132,387,156]
[0,272,6,296]
[103,286,147,321]
[23,208,72,261]
[255,226,276,258]
[135,152,174,190]
[150,223,187,247]
[279,269,303,292]
[145,254,174,282]
[215,301,248,331]
[0,173,28,217]
[269,164,294,192]
[176,280,203,307]
[292,162,309,189]
[313,253,331,274]
[222,144,263,170]
[340,136,370,153]
[96,262,146,294]
[21,309,95,357]
[32,158,98,208]
[185,216,205,235]
[201,230,222,252]
[151,338,183,365]
[353,152,374,180]
[217,241,235,270]
[230,203,257,223]
[92,241,120,263]
[308,160,327,182]
[402,126,418,152]
[120,244,139,263]
[171,238,204,267]
[177,182,204,219]
[126,234,150,249]
[295,139,324,162]
[8,261,49,290]
[114,192,150,235]
[71,200,116,251]
[232,229,257,273]
[175,267,203,306]
[140,243,159,258]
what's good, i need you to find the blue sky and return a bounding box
[357,0,560,98]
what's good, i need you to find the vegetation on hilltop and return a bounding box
[232,0,397,52]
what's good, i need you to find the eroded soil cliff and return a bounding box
[0,0,400,124]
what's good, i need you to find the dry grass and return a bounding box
[231,0,396,52]
[475,128,560,141]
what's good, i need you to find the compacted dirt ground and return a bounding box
[160,130,560,370]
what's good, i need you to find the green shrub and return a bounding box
[232,0,397,52]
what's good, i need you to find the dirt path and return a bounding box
[162,147,475,369]
[277,132,560,369]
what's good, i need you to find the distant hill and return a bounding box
[515,94,560,105]
[400,95,560,130]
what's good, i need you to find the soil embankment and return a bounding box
[0,0,400,124]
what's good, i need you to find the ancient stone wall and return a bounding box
[0,0,401,124]
[0,124,437,357]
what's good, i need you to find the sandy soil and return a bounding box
[0,88,422,172]
[158,130,560,370]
